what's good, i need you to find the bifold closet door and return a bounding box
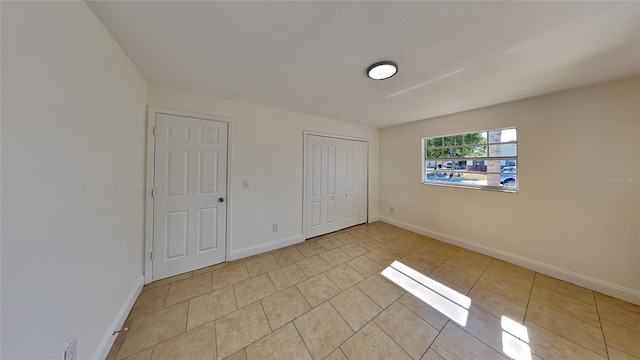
[340,138,368,228]
[305,135,367,239]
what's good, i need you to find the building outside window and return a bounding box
[423,128,518,192]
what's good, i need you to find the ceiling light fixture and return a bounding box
[367,61,398,80]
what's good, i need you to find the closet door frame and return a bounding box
[302,131,369,240]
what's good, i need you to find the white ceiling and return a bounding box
[87,1,640,128]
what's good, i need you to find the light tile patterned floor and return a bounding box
[107,222,640,360]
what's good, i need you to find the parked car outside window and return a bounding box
[500,166,516,187]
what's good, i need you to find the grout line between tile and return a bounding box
[258,300,274,333]
[431,347,447,360]
[373,298,435,360]
[113,223,636,360]
[525,310,609,359]
[426,319,451,359]
[185,298,190,332]
[163,282,174,308]
[448,319,512,360]
[466,257,494,298]
[231,282,239,313]
[593,290,611,360]
[212,319,218,360]
[523,272,536,323]
[291,319,314,359]
[219,301,274,359]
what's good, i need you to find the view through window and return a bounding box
[423,128,518,191]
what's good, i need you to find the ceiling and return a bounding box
[87,1,640,128]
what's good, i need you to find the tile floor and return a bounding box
[107,222,640,360]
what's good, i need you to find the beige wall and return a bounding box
[1,2,147,358]
[147,84,379,260]
[379,76,640,303]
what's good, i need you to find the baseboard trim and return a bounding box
[228,235,303,261]
[379,216,640,305]
[368,215,381,223]
[92,275,144,360]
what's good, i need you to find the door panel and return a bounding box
[198,207,217,252]
[326,199,336,223]
[199,150,218,195]
[343,141,355,223]
[169,125,189,141]
[327,144,337,195]
[305,135,368,239]
[199,127,219,143]
[166,210,188,259]
[153,113,227,281]
[167,149,189,196]
[306,135,329,238]
[311,202,321,226]
[312,143,322,196]
[345,145,354,192]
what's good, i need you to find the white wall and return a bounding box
[147,84,379,260]
[1,2,147,359]
[379,76,640,304]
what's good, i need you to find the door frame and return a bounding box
[302,131,369,240]
[144,107,232,284]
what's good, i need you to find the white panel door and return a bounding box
[305,135,342,238]
[305,135,367,239]
[153,113,227,281]
[342,139,368,228]
[353,140,368,225]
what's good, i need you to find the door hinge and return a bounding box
[150,252,153,261]
[153,126,157,136]
[151,189,155,198]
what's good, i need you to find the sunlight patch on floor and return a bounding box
[501,316,532,360]
[381,260,470,326]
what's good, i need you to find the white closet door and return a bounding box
[152,113,227,281]
[340,139,368,228]
[306,135,339,238]
[305,135,368,239]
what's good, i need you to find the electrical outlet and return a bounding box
[272,224,278,232]
[242,180,249,189]
[64,338,77,360]
[390,206,394,213]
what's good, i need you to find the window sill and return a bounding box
[421,181,518,193]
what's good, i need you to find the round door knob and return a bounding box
[218,197,225,203]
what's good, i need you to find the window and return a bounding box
[423,128,518,192]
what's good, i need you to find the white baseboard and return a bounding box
[368,215,381,223]
[92,275,144,360]
[228,235,303,261]
[379,216,640,305]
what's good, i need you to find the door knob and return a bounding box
[218,197,225,203]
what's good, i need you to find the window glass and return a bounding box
[422,128,518,191]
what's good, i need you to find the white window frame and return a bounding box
[421,127,518,193]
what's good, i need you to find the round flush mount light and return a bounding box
[367,61,398,80]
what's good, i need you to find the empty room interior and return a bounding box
[2,1,640,360]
